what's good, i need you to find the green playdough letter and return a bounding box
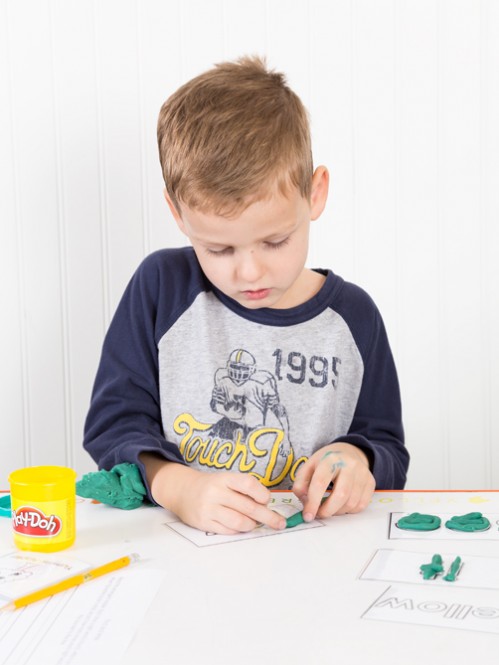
[445,512,490,532]
[396,512,441,531]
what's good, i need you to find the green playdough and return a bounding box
[285,496,328,528]
[443,556,462,582]
[396,512,441,531]
[445,512,490,532]
[286,511,305,528]
[420,554,444,580]
[76,463,147,510]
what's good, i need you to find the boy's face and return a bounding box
[166,167,329,310]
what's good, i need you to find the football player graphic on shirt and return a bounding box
[210,349,293,458]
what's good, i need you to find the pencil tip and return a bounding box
[0,603,15,612]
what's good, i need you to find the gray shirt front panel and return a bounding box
[158,291,363,488]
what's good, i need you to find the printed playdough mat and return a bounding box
[165,493,324,546]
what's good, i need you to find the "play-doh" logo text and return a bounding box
[12,507,62,537]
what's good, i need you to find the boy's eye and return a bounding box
[205,247,233,256]
[204,237,289,256]
[265,237,290,250]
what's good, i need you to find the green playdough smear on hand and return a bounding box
[76,463,147,510]
[396,512,441,531]
[445,512,490,532]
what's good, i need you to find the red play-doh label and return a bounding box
[12,506,62,538]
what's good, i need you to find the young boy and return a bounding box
[83,56,409,535]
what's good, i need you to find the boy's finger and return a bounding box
[222,483,286,530]
[231,496,286,530]
[255,505,287,530]
[292,458,316,498]
[301,449,348,519]
[212,506,261,533]
[334,470,376,515]
[352,476,376,513]
[320,480,359,516]
[318,472,355,516]
[302,489,330,521]
[226,473,271,506]
[300,471,333,521]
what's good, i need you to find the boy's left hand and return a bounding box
[292,443,375,521]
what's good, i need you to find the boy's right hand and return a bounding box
[140,454,286,535]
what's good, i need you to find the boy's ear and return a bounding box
[163,189,187,233]
[310,166,329,221]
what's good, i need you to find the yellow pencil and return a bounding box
[1,553,140,611]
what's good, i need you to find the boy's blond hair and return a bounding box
[157,56,313,217]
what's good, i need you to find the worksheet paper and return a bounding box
[0,567,164,665]
[0,551,90,608]
[166,494,324,546]
[389,513,499,540]
[363,584,499,634]
[360,549,499,590]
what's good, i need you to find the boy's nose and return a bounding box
[236,251,264,284]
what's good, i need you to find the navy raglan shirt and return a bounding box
[83,247,409,495]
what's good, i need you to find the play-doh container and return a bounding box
[8,466,76,552]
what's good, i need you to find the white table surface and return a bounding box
[2,490,499,665]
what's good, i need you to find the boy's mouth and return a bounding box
[242,288,271,301]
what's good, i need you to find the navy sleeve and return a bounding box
[83,249,204,495]
[331,284,409,489]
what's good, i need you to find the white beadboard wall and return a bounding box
[1,0,498,490]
